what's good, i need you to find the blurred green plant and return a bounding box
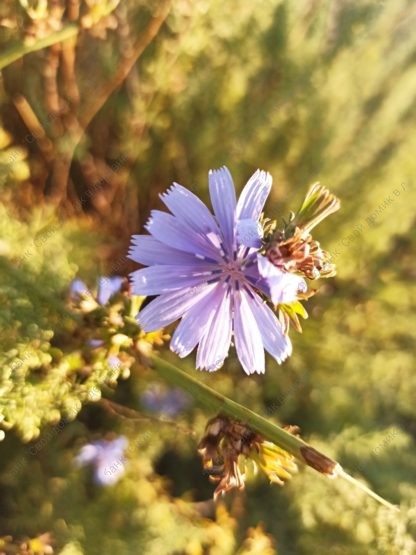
[0,127,30,186]
[1,0,416,553]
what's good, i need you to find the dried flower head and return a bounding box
[267,226,336,280]
[198,415,297,499]
[265,183,340,281]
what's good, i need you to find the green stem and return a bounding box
[151,354,399,511]
[152,354,307,458]
[0,24,79,71]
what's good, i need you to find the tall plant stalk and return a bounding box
[151,354,398,511]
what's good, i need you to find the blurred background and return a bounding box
[0,0,415,553]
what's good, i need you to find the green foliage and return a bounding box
[1,0,416,553]
[0,207,101,440]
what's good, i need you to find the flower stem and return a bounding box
[0,24,80,71]
[151,354,398,511]
[152,355,308,456]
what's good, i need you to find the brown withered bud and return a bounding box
[300,446,338,476]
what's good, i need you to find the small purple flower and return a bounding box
[75,437,127,486]
[70,278,90,299]
[88,339,105,349]
[129,166,305,374]
[107,354,121,369]
[97,276,124,305]
[141,384,190,417]
[69,276,124,306]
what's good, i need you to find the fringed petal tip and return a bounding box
[197,359,225,372]
[237,168,272,222]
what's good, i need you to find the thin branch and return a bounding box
[78,1,171,132]
[98,397,195,437]
[43,44,62,117]
[67,0,80,21]
[61,38,80,107]
[47,0,172,204]
[13,94,54,162]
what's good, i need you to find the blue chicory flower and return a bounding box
[97,276,125,305]
[69,278,91,299]
[140,383,190,417]
[128,166,306,374]
[75,436,127,486]
[69,276,124,306]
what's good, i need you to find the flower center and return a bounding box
[221,260,244,282]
